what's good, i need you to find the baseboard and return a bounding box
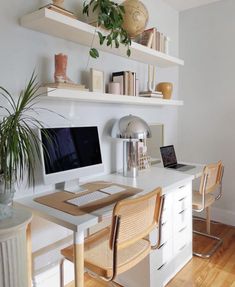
[193,207,235,227]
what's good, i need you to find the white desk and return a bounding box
[14,166,202,287]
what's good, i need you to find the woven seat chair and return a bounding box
[193,160,224,258]
[60,187,163,286]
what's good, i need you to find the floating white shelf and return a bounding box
[21,8,184,67]
[40,88,184,107]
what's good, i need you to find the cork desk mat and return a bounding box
[34,181,143,216]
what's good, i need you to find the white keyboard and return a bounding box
[67,191,109,207]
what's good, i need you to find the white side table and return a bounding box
[0,208,32,287]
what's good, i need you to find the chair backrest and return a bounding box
[199,161,223,195]
[109,187,162,250]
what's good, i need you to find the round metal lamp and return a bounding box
[111,115,151,178]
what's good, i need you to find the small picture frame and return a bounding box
[90,68,105,93]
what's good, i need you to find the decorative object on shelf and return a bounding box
[108,82,121,95]
[140,64,161,96]
[122,0,149,38]
[40,0,76,19]
[156,82,173,99]
[83,0,131,59]
[45,53,87,90]
[54,53,72,83]
[111,114,151,178]
[90,68,105,93]
[0,72,52,219]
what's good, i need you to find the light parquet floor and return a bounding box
[66,221,235,287]
[167,220,235,287]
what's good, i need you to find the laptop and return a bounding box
[160,145,195,171]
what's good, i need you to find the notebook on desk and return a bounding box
[160,145,195,172]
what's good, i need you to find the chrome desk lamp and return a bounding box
[111,115,151,178]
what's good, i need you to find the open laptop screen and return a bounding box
[160,145,178,167]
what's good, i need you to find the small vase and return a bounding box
[156,82,173,99]
[0,176,15,220]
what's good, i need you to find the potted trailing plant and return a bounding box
[0,72,49,219]
[83,0,132,58]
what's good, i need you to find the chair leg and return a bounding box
[193,230,223,258]
[60,258,65,287]
[206,207,211,234]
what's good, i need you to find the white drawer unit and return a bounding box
[114,180,193,287]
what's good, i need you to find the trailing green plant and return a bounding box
[83,0,132,59]
[0,72,49,191]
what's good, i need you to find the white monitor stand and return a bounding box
[55,179,88,194]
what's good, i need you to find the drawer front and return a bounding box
[174,225,191,254]
[161,193,173,221]
[174,183,191,202]
[149,220,172,247]
[175,193,190,214]
[150,240,173,270]
[174,208,191,233]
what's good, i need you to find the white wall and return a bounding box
[0,0,180,272]
[178,0,235,226]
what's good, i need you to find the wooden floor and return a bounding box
[67,221,235,287]
[167,220,235,287]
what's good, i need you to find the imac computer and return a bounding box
[39,126,104,193]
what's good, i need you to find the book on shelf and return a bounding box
[134,28,154,48]
[44,82,88,91]
[112,71,137,96]
[40,4,77,19]
[134,27,168,54]
[139,91,163,98]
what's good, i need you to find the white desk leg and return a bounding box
[74,230,85,287]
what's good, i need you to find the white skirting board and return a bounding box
[193,207,235,227]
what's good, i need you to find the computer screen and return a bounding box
[40,126,104,185]
[160,145,177,167]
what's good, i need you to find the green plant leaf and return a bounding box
[127,48,131,57]
[89,48,99,58]
[97,31,106,45]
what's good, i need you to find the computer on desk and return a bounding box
[160,145,195,172]
[39,126,104,193]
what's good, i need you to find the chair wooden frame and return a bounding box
[193,161,224,258]
[60,188,164,287]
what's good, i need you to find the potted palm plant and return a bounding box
[0,72,49,219]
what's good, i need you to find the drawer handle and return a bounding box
[178,196,186,202]
[178,185,185,189]
[179,226,187,233]
[158,241,167,250]
[179,209,186,215]
[179,244,187,251]
[157,262,167,271]
[161,221,167,226]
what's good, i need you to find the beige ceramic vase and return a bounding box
[156,82,173,99]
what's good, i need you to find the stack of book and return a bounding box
[112,71,139,96]
[44,82,88,91]
[134,28,168,54]
[40,4,77,19]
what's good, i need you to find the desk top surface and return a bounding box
[14,165,201,232]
